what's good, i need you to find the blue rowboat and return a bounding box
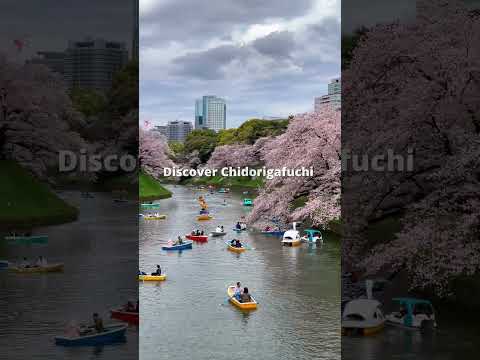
[162,241,193,251]
[4,235,48,245]
[261,230,285,236]
[141,203,160,209]
[54,325,127,346]
[243,199,253,206]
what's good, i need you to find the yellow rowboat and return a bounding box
[138,274,166,281]
[9,263,64,273]
[144,215,167,220]
[227,244,246,253]
[197,215,212,221]
[227,286,257,310]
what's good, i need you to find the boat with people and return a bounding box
[197,214,213,220]
[281,223,302,247]
[227,243,246,253]
[143,214,167,220]
[227,286,257,310]
[55,324,127,346]
[261,226,285,236]
[385,298,437,330]
[342,299,386,336]
[218,188,230,193]
[301,229,323,243]
[138,274,167,281]
[186,234,208,242]
[243,198,253,206]
[162,241,193,251]
[9,263,64,273]
[210,231,226,237]
[4,234,48,245]
[110,309,139,325]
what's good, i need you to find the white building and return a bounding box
[167,120,192,142]
[315,78,341,112]
[195,95,226,131]
[64,38,128,92]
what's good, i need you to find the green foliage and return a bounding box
[342,27,368,70]
[168,141,185,155]
[0,160,78,228]
[183,175,263,189]
[218,118,289,145]
[107,60,138,116]
[70,88,106,116]
[184,129,218,163]
[139,172,172,201]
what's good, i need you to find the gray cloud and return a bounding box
[251,31,295,59]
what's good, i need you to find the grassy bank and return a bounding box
[0,160,78,229]
[139,172,172,201]
[182,175,263,189]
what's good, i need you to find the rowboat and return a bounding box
[243,199,253,206]
[227,244,246,253]
[138,274,167,281]
[197,215,212,221]
[143,215,167,220]
[113,199,128,203]
[0,260,9,269]
[185,234,208,242]
[9,263,64,273]
[162,241,193,251]
[141,203,160,209]
[4,235,48,245]
[227,286,257,310]
[210,231,226,237]
[110,309,139,325]
[55,324,127,346]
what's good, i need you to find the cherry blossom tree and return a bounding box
[0,54,86,179]
[342,0,480,295]
[139,127,175,178]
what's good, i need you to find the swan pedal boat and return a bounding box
[162,241,193,251]
[138,274,167,281]
[110,309,139,325]
[185,234,208,242]
[227,286,257,310]
[281,230,302,247]
[342,299,385,336]
[10,263,64,273]
[55,324,127,346]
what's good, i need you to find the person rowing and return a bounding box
[235,222,241,230]
[233,282,242,300]
[240,287,252,303]
[174,236,184,245]
[151,265,161,276]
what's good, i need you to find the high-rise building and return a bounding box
[167,120,193,142]
[195,96,226,131]
[26,51,66,74]
[153,125,168,138]
[64,38,128,92]
[315,78,341,112]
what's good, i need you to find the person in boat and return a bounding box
[240,287,252,303]
[264,226,271,232]
[125,301,135,312]
[174,236,184,245]
[35,256,46,267]
[151,265,162,276]
[20,257,31,268]
[234,282,242,300]
[230,239,237,246]
[235,239,242,248]
[235,222,241,230]
[215,226,222,233]
[92,313,104,333]
[220,225,224,232]
[240,223,247,230]
[200,230,204,235]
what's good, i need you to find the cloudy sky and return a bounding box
[140,0,340,128]
[0,0,133,60]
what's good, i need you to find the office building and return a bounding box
[27,51,66,74]
[64,38,128,92]
[153,125,168,138]
[167,121,192,142]
[195,95,226,131]
[315,78,341,112]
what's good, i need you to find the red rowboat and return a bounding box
[110,309,139,325]
[185,234,208,242]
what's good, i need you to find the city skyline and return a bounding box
[140,0,340,128]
